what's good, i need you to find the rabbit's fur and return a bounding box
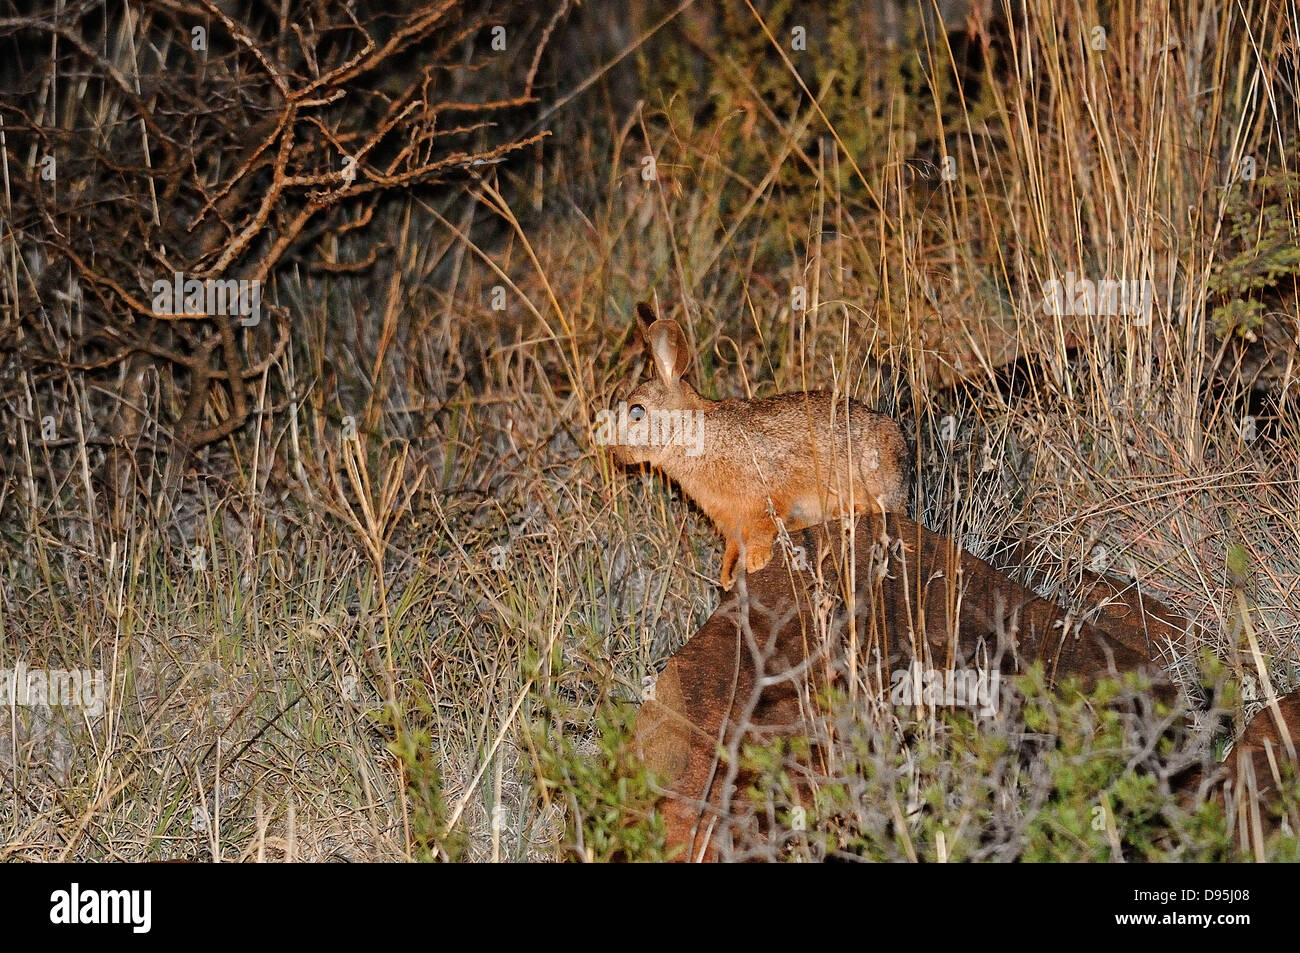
[610,301,909,590]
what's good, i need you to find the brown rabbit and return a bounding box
[604,301,909,590]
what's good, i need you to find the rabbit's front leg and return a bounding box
[742,525,776,576]
[720,537,741,590]
[720,525,775,589]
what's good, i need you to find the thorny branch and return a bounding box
[0,0,556,480]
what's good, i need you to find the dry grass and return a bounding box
[2,0,1298,860]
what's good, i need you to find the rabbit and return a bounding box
[606,300,910,590]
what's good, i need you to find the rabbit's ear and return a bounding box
[635,301,658,338]
[646,319,691,384]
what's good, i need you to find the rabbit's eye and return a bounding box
[628,404,646,422]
